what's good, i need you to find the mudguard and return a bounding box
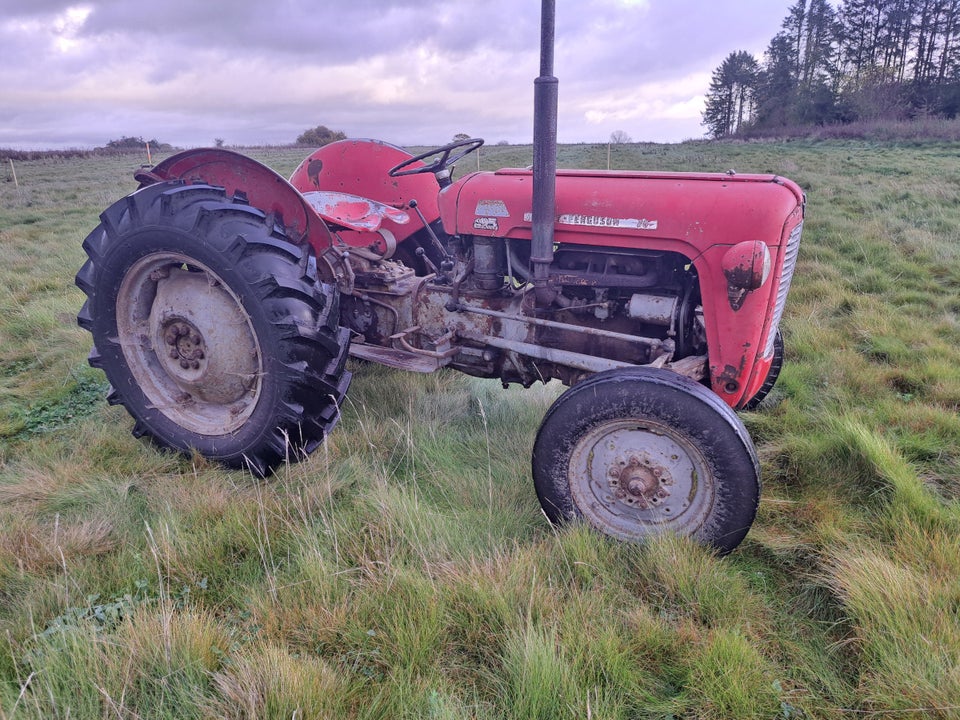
[137,148,336,253]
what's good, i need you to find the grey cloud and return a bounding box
[0,0,77,16]
[0,0,795,149]
[557,0,785,90]
[75,0,539,64]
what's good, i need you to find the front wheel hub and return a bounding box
[608,454,673,509]
[566,417,717,541]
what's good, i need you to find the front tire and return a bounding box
[532,367,759,554]
[76,182,351,476]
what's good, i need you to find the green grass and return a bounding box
[2,139,960,718]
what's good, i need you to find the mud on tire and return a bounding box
[76,182,351,476]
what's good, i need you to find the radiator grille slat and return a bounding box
[764,221,803,357]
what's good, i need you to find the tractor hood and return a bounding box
[439,168,804,254]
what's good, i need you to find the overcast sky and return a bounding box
[0,0,793,150]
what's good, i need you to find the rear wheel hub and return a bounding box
[163,319,207,370]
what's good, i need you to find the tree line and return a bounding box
[703,0,960,137]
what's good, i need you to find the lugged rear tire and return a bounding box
[76,182,351,476]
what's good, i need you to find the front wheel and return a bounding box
[532,367,759,554]
[76,182,351,476]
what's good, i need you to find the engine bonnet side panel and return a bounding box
[442,168,802,250]
[440,169,805,406]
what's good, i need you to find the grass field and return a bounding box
[1,138,959,718]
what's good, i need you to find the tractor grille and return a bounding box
[764,221,802,357]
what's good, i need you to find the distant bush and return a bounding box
[0,148,95,161]
[100,136,172,153]
[0,147,163,161]
[295,125,346,147]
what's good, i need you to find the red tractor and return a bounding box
[76,5,802,553]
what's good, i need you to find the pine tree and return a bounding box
[754,33,801,128]
[702,51,760,137]
[839,0,888,83]
[709,0,960,133]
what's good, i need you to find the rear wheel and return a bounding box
[532,367,759,554]
[76,182,351,476]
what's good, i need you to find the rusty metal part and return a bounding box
[626,294,680,326]
[664,354,707,381]
[162,320,206,370]
[348,342,442,373]
[473,236,506,290]
[338,251,711,385]
[390,327,458,362]
[456,332,634,374]
[407,199,451,267]
[607,453,674,509]
[451,301,668,353]
[319,245,357,293]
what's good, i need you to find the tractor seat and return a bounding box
[302,191,410,232]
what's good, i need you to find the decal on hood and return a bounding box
[475,200,510,217]
[474,217,499,231]
[523,212,658,230]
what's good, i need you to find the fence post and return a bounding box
[9,158,21,198]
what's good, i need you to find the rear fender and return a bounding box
[139,148,335,254]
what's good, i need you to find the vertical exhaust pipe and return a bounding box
[531,0,558,304]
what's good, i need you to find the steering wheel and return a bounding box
[388,137,485,178]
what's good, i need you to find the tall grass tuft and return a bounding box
[827,546,960,717]
[499,624,584,719]
[687,628,782,719]
[208,645,344,719]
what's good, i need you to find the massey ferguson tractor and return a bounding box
[76,3,803,553]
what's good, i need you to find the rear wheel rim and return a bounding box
[116,252,262,435]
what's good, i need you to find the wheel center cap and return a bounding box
[607,454,673,509]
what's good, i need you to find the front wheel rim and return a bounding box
[568,418,716,541]
[116,252,263,436]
